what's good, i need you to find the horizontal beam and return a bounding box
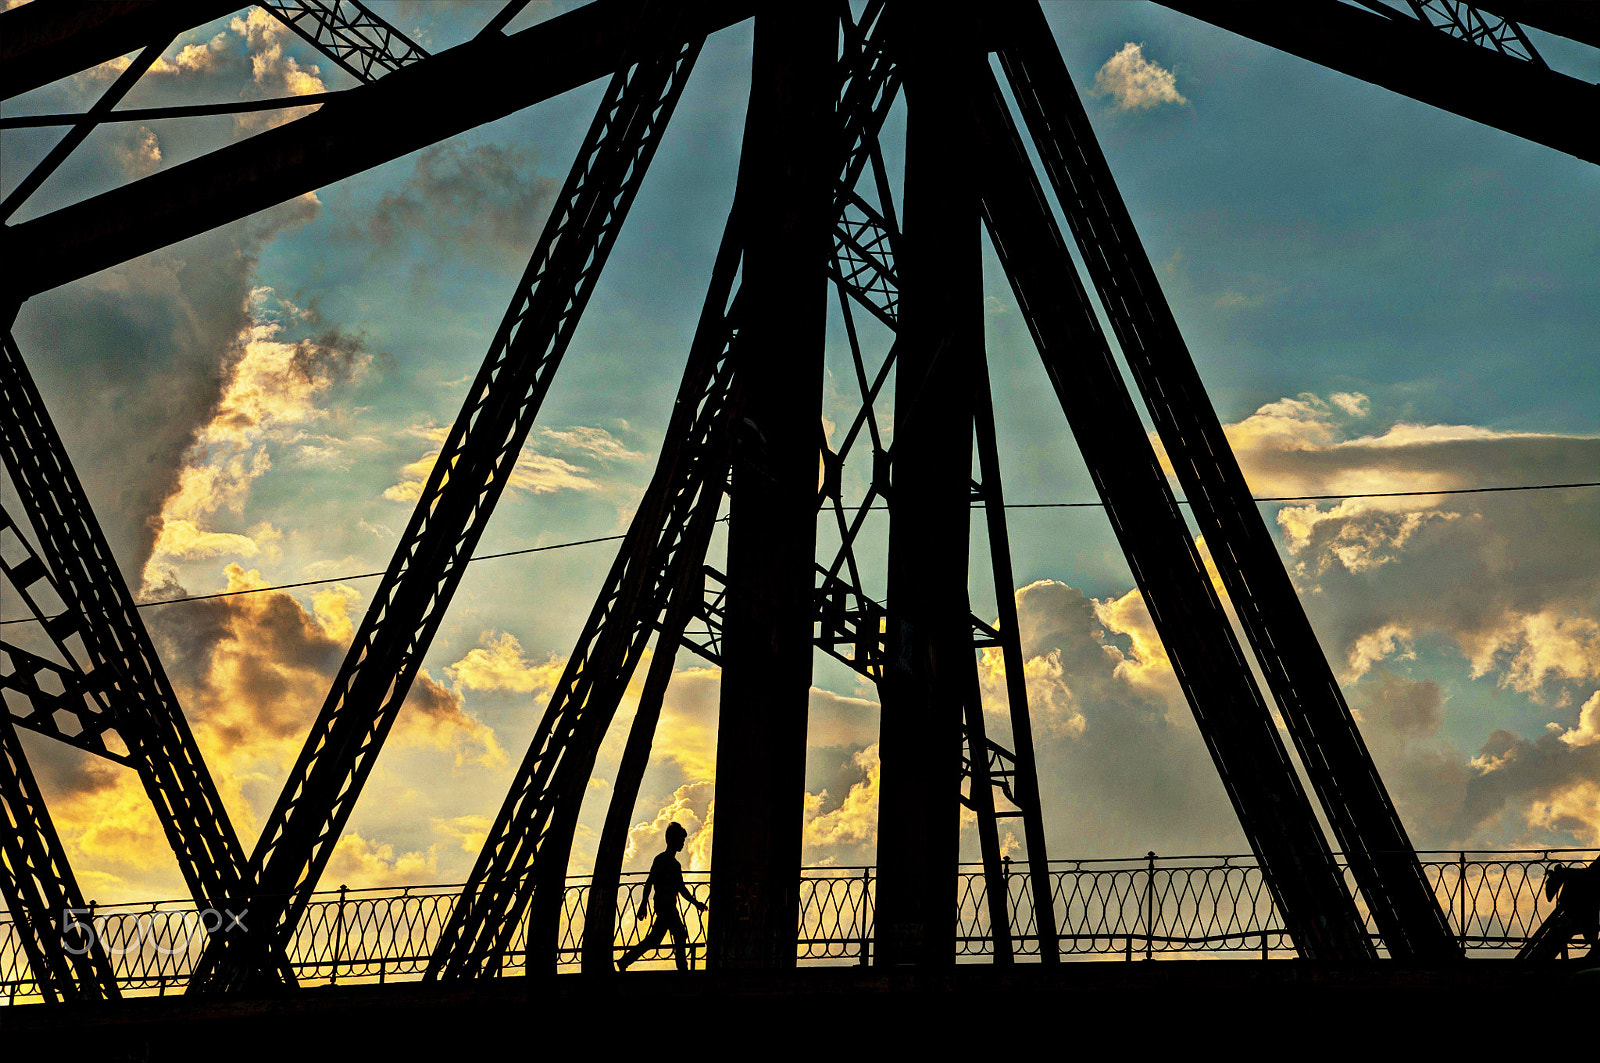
[1159,0,1599,164]
[0,0,242,101]
[4,0,751,298]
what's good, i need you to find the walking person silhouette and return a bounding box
[617,822,706,971]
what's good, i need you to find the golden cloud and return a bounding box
[1094,42,1188,111]
[323,831,439,888]
[142,305,367,589]
[445,632,565,698]
[802,744,880,856]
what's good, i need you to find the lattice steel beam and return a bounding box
[999,3,1455,959]
[431,207,744,983]
[972,60,1372,961]
[1397,1,1546,64]
[190,10,707,994]
[431,1,902,980]
[1479,1,1600,49]
[0,330,292,982]
[259,0,428,84]
[1159,0,1598,164]
[1,712,122,1002]
[2,506,129,767]
[4,0,751,299]
[0,0,240,101]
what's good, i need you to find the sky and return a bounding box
[1,0,1597,918]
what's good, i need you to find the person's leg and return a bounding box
[618,915,668,971]
[667,913,689,971]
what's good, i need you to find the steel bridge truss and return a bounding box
[6,0,1588,994]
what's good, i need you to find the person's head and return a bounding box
[665,822,687,852]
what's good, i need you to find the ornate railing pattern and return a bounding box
[3,850,1592,1001]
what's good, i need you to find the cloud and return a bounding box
[969,580,1248,858]
[13,196,322,584]
[622,781,714,873]
[229,8,330,129]
[323,832,439,888]
[1557,691,1600,749]
[1187,393,1600,846]
[1456,727,1600,845]
[140,296,371,590]
[396,669,508,769]
[356,142,560,265]
[78,15,330,133]
[445,631,565,697]
[381,422,633,503]
[1094,42,1189,111]
[803,745,880,861]
[1201,394,1600,704]
[114,125,163,177]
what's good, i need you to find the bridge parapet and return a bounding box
[3,850,1591,1002]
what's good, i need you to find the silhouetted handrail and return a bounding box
[2,849,1592,1002]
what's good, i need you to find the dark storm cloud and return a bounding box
[356,142,560,266]
[10,195,321,580]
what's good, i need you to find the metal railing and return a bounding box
[3,849,1592,1002]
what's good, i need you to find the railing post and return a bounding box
[1457,850,1467,949]
[331,884,348,986]
[859,866,871,966]
[1002,854,1013,950]
[1144,851,1156,961]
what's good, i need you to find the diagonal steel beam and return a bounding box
[1,711,122,1002]
[188,10,707,993]
[0,0,241,101]
[972,62,1373,961]
[1,33,176,221]
[3,0,752,299]
[999,2,1458,959]
[433,1,902,980]
[0,329,295,979]
[1158,0,1599,164]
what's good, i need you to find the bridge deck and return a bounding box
[5,960,1593,1054]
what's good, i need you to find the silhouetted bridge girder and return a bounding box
[3,0,1595,1005]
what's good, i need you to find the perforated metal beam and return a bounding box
[1,330,290,981]
[190,12,707,993]
[1000,3,1456,959]
[973,62,1372,961]
[1,712,122,1002]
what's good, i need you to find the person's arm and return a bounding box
[638,866,655,918]
[678,878,706,912]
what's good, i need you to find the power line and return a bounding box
[0,480,1594,624]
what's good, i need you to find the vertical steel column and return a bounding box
[872,16,985,968]
[972,359,1059,961]
[707,7,834,971]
